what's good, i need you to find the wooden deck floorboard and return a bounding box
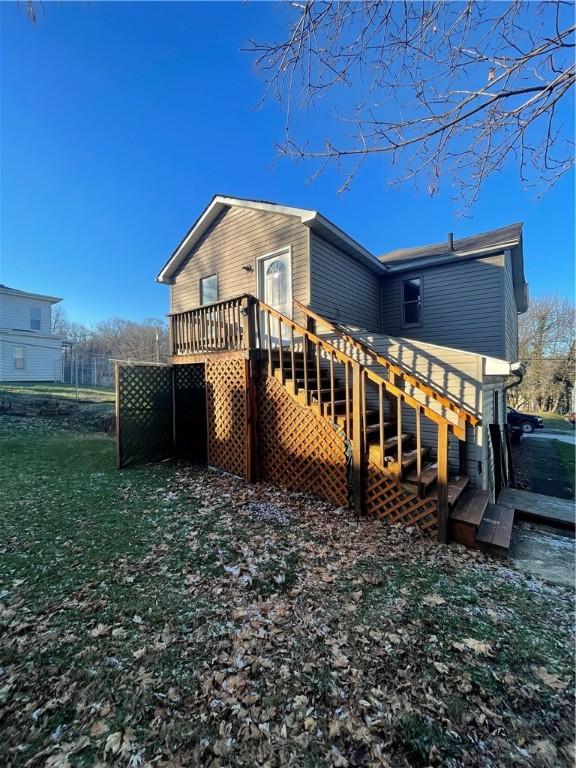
[498,488,575,528]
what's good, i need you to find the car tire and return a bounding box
[521,422,535,434]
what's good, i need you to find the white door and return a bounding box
[257,249,292,348]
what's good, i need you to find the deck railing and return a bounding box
[170,295,254,355]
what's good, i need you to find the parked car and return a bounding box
[506,406,544,433]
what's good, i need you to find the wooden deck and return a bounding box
[498,488,575,529]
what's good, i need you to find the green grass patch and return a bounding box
[536,411,575,433]
[0,381,114,402]
[554,439,575,492]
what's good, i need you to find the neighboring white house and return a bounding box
[0,285,63,382]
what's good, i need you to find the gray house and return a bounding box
[144,195,529,553]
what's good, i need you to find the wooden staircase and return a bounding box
[169,293,514,555]
[269,348,513,556]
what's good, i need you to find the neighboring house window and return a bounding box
[200,274,218,305]
[30,307,41,331]
[402,277,422,326]
[13,347,25,370]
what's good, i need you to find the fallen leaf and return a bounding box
[462,638,493,656]
[423,594,446,606]
[532,666,567,691]
[89,623,109,638]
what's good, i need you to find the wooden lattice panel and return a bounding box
[117,364,174,468]
[257,375,349,508]
[364,459,438,532]
[205,359,247,478]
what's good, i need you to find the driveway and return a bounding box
[524,430,575,446]
[509,432,574,587]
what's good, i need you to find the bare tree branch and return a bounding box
[248,1,575,206]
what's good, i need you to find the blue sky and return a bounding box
[1,1,574,325]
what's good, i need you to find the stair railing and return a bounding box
[293,299,479,432]
[253,297,463,542]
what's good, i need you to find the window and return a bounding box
[200,274,218,305]
[402,277,422,326]
[13,347,25,370]
[30,307,41,331]
[265,259,288,308]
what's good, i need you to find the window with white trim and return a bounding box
[13,347,25,370]
[30,307,41,331]
[200,274,218,305]
[402,277,422,326]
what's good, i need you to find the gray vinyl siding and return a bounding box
[368,335,484,485]
[171,206,309,314]
[316,327,486,486]
[381,253,507,359]
[309,233,382,332]
[504,251,518,361]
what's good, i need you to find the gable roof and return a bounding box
[156,195,387,283]
[379,223,522,266]
[378,222,527,313]
[0,284,62,304]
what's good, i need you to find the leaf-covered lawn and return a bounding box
[0,418,574,767]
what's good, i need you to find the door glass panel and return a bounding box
[265,259,288,308]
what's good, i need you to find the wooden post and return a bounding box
[416,406,422,495]
[352,361,364,517]
[241,296,256,350]
[245,358,258,483]
[115,361,121,469]
[168,316,174,358]
[437,422,449,543]
[306,316,315,360]
[458,421,468,476]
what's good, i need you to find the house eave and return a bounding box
[382,239,521,272]
[0,287,63,304]
[156,195,387,284]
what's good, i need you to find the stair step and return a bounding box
[475,503,514,557]
[384,447,428,474]
[450,489,489,527]
[429,474,470,506]
[334,410,386,426]
[365,420,396,435]
[405,463,438,489]
[380,433,410,451]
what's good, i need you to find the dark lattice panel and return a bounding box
[364,459,438,532]
[257,375,349,509]
[117,364,174,468]
[205,359,247,478]
[174,364,207,462]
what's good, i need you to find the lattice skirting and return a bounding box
[257,375,349,508]
[206,359,247,478]
[364,459,438,532]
